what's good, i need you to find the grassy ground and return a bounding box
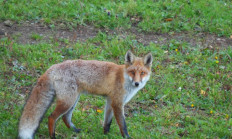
[1,0,232,36]
[0,0,232,138]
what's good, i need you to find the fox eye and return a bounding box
[141,72,145,75]
[131,71,135,75]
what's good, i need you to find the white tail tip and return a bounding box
[18,129,34,139]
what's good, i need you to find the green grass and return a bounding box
[1,0,232,36]
[30,33,43,41]
[0,32,231,138]
[0,0,232,138]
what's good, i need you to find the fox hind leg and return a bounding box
[48,93,80,139]
[62,94,81,133]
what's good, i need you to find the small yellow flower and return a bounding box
[210,110,213,114]
[215,56,218,60]
[216,60,219,64]
[200,90,206,95]
[155,105,158,108]
[191,104,194,108]
[225,114,229,119]
[183,61,189,65]
[175,49,178,52]
[186,115,190,118]
[97,109,103,113]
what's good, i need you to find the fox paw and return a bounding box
[73,127,81,133]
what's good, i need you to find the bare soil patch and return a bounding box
[0,22,98,44]
[130,29,232,48]
[0,22,231,48]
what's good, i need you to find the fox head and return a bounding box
[124,50,153,87]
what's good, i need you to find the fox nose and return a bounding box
[135,82,139,87]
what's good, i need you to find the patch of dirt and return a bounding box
[0,22,98,44]
[130,29,232,48]
[0,22,231,48]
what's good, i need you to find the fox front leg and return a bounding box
[104,98,113,134]
[111,101,130,138]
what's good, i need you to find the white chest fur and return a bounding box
[123,73,150,104]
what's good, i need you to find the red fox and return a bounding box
[18,50,153,139]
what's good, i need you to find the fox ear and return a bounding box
[143,52,153,67]
[125,50,135,65]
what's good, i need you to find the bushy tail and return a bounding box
[18,74,55,139]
